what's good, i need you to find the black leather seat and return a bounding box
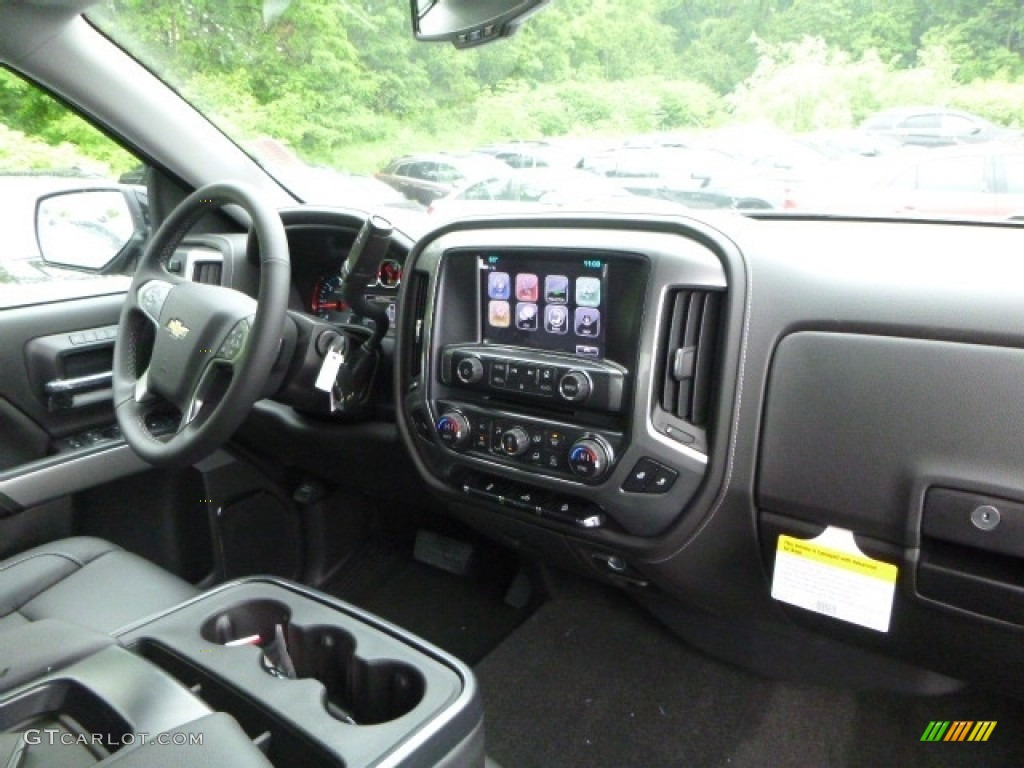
[0,536,197,634]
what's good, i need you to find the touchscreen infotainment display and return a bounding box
[479,252,608,358]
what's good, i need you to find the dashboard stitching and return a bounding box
[651,230,751,562]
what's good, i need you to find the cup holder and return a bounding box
[201,599,291,646]
[200,601,425,725]
[289,626,426,725]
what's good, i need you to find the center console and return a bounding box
[0,580,483,767]
[397,222,729,540]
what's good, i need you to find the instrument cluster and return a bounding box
[310,257,403,332]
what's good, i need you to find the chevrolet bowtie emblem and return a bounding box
[166,319,190,340]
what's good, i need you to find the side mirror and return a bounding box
[35,187,145,272]
[411,0,549,48]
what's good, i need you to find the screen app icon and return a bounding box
[576,276,601,307]
[488,272,510,300]
[489,300,511,328]
[516,302,539,331]
[544,275,568,304]
[574,307,600,337]
[516,273,539,302]
[544,304,569,334]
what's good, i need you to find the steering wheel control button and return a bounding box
[500,427,531,457]
[558,370,591,402]
[971,504,1001,531]
[456,356,484,384]
[568,437,611,480]
[436,411,471,449]
[217,318,251,360]
[138,281,173,321]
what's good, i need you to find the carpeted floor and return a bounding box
[321,535,532,664]
[474,588,1024,768]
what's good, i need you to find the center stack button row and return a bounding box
[469,413,569,471]
[487,360,560,397]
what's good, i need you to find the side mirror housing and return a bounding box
[35,186,147,273]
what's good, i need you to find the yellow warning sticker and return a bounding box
[771,527,898,632]
[777,536,898,583]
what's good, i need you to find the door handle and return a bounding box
[44,371,113,410]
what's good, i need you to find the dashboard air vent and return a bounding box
[407,271,430,379]
[658,288,723,430]
[192,261,223,285]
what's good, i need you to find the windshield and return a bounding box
[88,1,1024,221]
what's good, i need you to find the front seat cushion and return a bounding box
[0,536,197,634]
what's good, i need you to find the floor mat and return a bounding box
[322,536,532,665]
[475,588,1024,768]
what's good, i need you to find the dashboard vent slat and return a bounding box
[658,288,723,428]
[690,291,721,426]
[192,261,222,285]
[408,271,429,379]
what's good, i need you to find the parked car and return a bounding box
[579,144,790,209]
[860,106,1015,147]
[473,140,581,169]
[376,152,509,204]
[803,140,1024,218]
[799,129,908,159]
[428,167,689,217]
[578,145,737,181]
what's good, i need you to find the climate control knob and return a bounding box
[436,411,471,449]
[567,437,612,480]
[455,356,484,384]
[558,370,591,403]
[500,427,531,457]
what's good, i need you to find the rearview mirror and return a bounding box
[35,188,143,272]
[411,0,549,48]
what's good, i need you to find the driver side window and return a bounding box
[0,67,146,308]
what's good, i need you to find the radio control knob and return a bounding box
[455,356,484,385]
[567,437,612,480]
[559,370,591,403]
[436,411,471,449]
[500,427,531,457]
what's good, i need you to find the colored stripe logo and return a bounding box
[921,721,996,742]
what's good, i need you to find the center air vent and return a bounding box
[192,261,222,285]
[653,288,723,452]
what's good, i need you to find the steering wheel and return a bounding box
[112,182,290,467]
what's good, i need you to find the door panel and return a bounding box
[0,292,124,469]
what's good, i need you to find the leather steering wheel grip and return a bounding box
[112,182,290,467]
